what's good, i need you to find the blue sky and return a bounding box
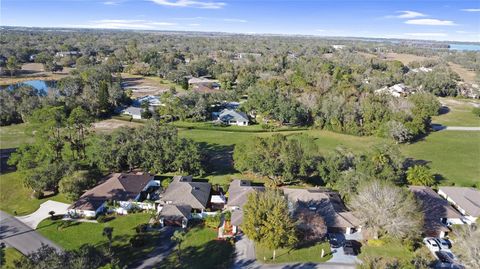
[1,0,479,42]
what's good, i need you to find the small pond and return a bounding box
[0,80,56,93]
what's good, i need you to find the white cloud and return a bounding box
[223,19,247,23]
[150,0,225,9]
[315,29,326,32]
[404,32,448,37]
[461,8,480,12]
[405,19,456,26]
[396,10,427,18]
[72,19,177,29]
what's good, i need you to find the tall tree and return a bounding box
[243,190,297,260]
[349,180,422,239]
[406,165,435,186]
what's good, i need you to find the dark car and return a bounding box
[435,251,454,263]
[344,240,361,256]
[327,234,343,248]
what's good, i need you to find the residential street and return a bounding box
[129,226,176,269]
[233,235,356,269]
[0,210,62,255]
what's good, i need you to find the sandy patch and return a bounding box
[92,119,143,132]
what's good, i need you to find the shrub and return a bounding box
[135,224,149,234]
[97,215,107,223]
[472,107,480,117]
[367,239,385,247]
[32,190,44,199]
[130,235,147,247]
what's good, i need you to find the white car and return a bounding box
[423,237,441,252]
[434,238,451,250]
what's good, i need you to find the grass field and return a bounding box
[159,225,234,269]
[0,171,69,215]
[37,213,156,266]
[433,98,480,127]
[359,239,414,263]
[401,131,480,186]
[1,248,24,269]
[255,241,332,264]
[0,123,34,149]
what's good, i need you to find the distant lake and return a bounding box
[1,80,56,93]
[449,44,480,51]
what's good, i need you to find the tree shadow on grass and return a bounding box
[158,239,235,269]
[197,142,238,177]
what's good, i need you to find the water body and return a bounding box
[449,44,480,51]
[1,80,56,93]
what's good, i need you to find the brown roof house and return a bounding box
[68,172,157,218]
[226,179,265,234]
[438,187,480,224]
[282,188,361,235]
[409,186,465,238]
[158,176,211,228]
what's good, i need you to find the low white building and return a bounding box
[68,172,158,218]
[375,83,411,97]
[122,106,144,120]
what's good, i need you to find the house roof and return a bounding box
[231,208,244,226]
[409,186,463,234]
[282,188,361,228]
[160,204,191,219]
[188,77,218,84]
[134,95,162,107]
[123,106,143,116]
[70,173,154,211]
[438,187,480,217]
[218,109,249,123]
[226,179,265,208]
[161,176,211,209]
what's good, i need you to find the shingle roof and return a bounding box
[409,186,462,235]
[282,188,360,228]
[439,187,480,217]
[161,176,211,209]
[227,180,265,208]
[231,208,243,226]
[70,173,154,211]
[123,106,143,116]
[218,109,249,123]
[160,204,192,219]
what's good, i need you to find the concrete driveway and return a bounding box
[0,210,61,255]
[326,233,361,265]
[16,200,71,229]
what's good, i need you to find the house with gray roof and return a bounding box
[158,175,211,227]
[159,204,191,228]
[438,186,480,224]
[409,186,465,238]
[122,106,144,120]
[226,179,265,233]
[282,188,361,234]
[213,109,249,126]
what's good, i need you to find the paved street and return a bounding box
[0,210,61,255]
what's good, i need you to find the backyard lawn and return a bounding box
[255,241,332,264]
[159,225,234,269]
[36,213,156,266]
[0,123,35,149]
[0,171,69,215]
[433,98,480,127]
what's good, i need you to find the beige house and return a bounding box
[438,187,480,224]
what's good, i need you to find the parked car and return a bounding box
[423,237,441,252]
[434,238,451,250]
[343,240,361,256]
[327,234,343,248]
[435,251,454,263]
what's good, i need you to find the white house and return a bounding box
[122,106,144,120]
[375,83,411,97]
[68,172,158,218]
[438,187,480,224]
[213,109,249,126]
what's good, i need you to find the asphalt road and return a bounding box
[129,226,176,269]
[0,210,61,255]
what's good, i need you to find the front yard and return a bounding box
[36,213,157,266]
[159,225,235,269]
[255,241,332,264]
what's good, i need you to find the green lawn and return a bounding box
[433,98,480,127]
[37,213,156,266]
[0,171,69,215]
[159,225,235,269]
[359,239,414,261]
[255,241,332,264]
[0,123,35,149]
[400,131,480,186]
[1,248,24,269]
